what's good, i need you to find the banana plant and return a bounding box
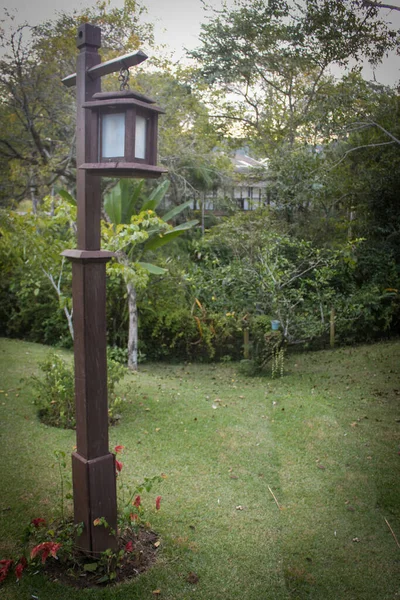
[103,179,198,370]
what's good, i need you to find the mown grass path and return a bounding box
[1,338,400,599]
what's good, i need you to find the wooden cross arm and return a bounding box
[62,50,148,88]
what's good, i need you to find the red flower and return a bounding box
[31,542,61,564]
[0,559,13,584]
[125,541,133,552]
[155,496,162,511]
[31,518,46,528]
[116,460,123,472]
[130,513,138,522]
[133,495,141,507]
[15,557,27,581]
[114,445,124,454]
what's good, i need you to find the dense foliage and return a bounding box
[0,0,399,370]
[32,351,126,428]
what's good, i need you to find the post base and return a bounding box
[72,452,118,554]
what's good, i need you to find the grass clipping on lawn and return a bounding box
[1,337,400,600]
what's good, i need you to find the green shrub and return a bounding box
[138,303,245,363]
[334,285,399,344]
[107,345,128,365]
[33,353,74,428]
[208,312,243,361]
[139,306,214,361]
[33,352,126,429]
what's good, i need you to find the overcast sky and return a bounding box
[1,0,222,57]
[1,0,399,85]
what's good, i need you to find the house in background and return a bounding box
[230,149,270,211]
[197,148,270,213]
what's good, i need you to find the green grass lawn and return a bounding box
[1,337,400,599]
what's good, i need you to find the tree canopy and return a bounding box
[1,0,400,365]
[190,0,399,150]
[0,0,155,206]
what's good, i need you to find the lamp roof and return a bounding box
[82,90,165,113]
[92,90,156,104]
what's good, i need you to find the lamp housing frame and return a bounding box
[81,90,167,178]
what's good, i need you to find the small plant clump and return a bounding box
[0,446,164,588]
[239,328,287,377]
[271,346,285,378]
[32,351,126,428]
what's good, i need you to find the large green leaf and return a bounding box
[137,261,167,275]
[144,220,198,251]
[141,180,170,212]
[144,230,185,251]
[120,179,144,224]
[162,199,192,222]
[83,563,98,572]
[169,219,199,232]
[58,189,76,206]
[104,185,122,225]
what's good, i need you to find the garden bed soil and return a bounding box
[44,528,159,589]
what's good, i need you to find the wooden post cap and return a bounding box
[77,24,101,49]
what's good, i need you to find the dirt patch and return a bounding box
[44,528,159,589]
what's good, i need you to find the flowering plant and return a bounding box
[14,557,27,581]
[0,445,165,587]
[30,542,62,564]
[0,560,13,584]
[0,516,71,586]
[113,444,165,531]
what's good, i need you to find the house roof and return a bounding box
[231,151,268,173]
[230,151,268,188]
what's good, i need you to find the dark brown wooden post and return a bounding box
[62,23,118,554]
[243,328,250,359]
[330,308,336,348]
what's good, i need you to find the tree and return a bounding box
[0,20,75,207]
[362,1,400,10]
[336,89,400,254]
[191,209,341,341]
[0,1,155,206]
[102,179,198,370]
[134,66,233,209]
[0,196,76,343]
[190,0,399,152]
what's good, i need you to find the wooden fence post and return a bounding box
[244,328,250,359]
[330,308,335,348]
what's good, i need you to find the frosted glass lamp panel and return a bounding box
[102,113,125,158]
[135,115,147,159]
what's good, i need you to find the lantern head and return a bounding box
[81,90,167,178]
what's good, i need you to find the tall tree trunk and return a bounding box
[43,261,74,341]
[30,172,38,214]
[348,208,354,240]
[126,281,138,371]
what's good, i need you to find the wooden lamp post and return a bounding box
[61,23,165,554]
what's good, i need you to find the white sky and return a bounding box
[1,0,400,84]
[2,0,221,55]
